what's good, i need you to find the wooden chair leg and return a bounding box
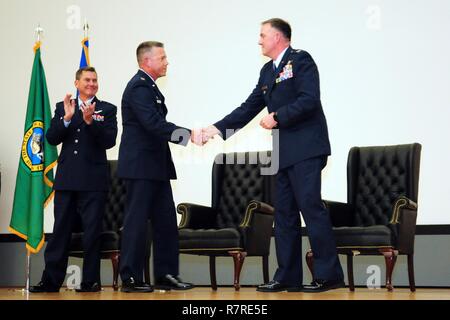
[347,254,355,291]
[262,255,269,284]
[111,252,120,291]
[305,249,314,278]
[380,249,398,291]
[408,254,416,292]
[228,251,247,291]
[209,256,218,291]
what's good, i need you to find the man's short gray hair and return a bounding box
[136,41,164,64]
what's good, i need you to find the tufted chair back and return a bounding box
[102,160,126,233]
[347,144,421,227]
[211,152,275,229]
[306,143,421,292]
[177,151,276,290]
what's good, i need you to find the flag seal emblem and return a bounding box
[21,120,45,172]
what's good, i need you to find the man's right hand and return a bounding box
[202,125,220,143]
[63,93,76,122]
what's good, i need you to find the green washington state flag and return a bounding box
[9,42,58,253]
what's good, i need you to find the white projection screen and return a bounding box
[0,0,449,234]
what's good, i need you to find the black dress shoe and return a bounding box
[154,274,194,290]
[121,277,154,293]
[301,279,345,293]
[75,282,102,292]
[256,280,292,292]
[286,285,304,292]
[29,281,60,293]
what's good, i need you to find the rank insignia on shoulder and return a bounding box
[295,49,302,53]
[140,77,146,81]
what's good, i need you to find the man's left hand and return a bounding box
[260,112,277,129]
[81,102,96,125]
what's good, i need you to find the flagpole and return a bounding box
[23,23,43,295]
[22,23,44,295]
[35,23,43,44]
[83,18,89,38]
[25,249,31,291]
[17,248,31,298]
[19,24,45,297]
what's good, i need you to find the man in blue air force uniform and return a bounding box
[117,41,200,293]
[30,66,118,293]
[203,18,344,292]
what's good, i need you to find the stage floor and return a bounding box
[1,287,450,300]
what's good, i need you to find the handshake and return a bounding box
[190,125,221,146]
[189,112,278,146]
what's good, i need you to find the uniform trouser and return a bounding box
[42,190,106,287]
[119,179,179,282]
[273,156,344,285]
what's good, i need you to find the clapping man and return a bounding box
[30,67,118,293]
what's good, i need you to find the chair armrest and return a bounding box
[239,200,275,256]
[176,203,217,229]
[390,196,418,254]
[390,196,417,224]
[323,200,354,227]
[239,200,274,227]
